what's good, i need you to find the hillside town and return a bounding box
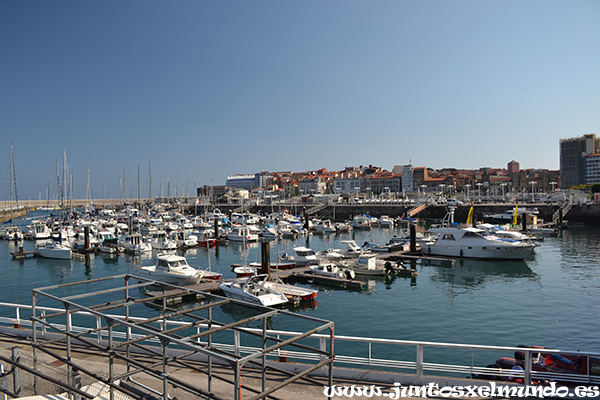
[199,133,600,206]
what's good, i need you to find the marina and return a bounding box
[0,206,599,398]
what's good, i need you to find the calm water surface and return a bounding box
[2,212,599,358]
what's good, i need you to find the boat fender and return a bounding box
[427,247,431,254]
[550,353,573,366]
[460,249,463,257]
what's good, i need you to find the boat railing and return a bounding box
[0,302,598,386]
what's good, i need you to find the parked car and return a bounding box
[446,198,464,206]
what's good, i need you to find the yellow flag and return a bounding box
[466,205,474,225]
[512,203,518,225]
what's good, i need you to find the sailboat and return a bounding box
[199,239,222,281]
[1,142,24,241]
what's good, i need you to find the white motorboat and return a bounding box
[338,240,365,258]
[233,265,256,277]
[148,231,178,251]
[226,225,259,242]
[219,274,289,307]
[313,219,336,233]
[475,223,536,243]
[377,215,394,228]
[118,233,152,255]
[37,239,72,260]
[259,226,279,239]
[0,226,23,241]
[170,230,198,249]
[350,215,373,230]
[97,231,120,253]
[340,255,395,276]
[263,280,318,301]
[484,207,539,224]
[309,263,355,279]
[26,220,52,240]
[425,226,535,260]
[138,253,202,286]
[282,246,318,266]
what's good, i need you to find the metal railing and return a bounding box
[0,302,598,387]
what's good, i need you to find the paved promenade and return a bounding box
[0,328,516,400]
[0,328,581,400]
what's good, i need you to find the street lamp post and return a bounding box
[530,181,537,202]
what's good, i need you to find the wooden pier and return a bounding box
[10,248,38,260]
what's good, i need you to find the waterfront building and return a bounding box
[333,173,362,195]
[584,153,600,185]
[226,173,272,190]
[298,177,327,196]
[401,165,414,193]
[413,167,429,190]
[367,172,401,195]
[560,133,600,189]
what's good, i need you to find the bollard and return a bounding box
[410,224,417,253]
[261,242,271,278]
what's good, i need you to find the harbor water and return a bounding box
[1,211,599,366]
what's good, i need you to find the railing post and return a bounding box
[416,344,424,385]
[234,330,240,356]
[525,350,532,384]
[96,316,102,343]
[11,347,20,397]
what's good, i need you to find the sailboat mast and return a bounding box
[56,158,61,210]
[148,160,153,199]
[8,142,13,209]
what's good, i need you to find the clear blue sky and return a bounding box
[2,1,599,200]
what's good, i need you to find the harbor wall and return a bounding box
[230,204,563,224]
[214,202,600,225]
[0,207,28,223]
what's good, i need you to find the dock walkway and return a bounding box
[0,328,505,400]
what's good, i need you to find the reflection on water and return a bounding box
[431,259,537,289]
[1,211,600,353]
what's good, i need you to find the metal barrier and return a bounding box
[0,301,598,387]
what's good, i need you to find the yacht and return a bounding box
[137,253,202,286]
[339,255,396,276]
[377,215,394,228]
[263,279,318,301]
[309,263,355,279]
[119,233,152,255]
[282,246,318,266]
[148,230,178,251]
[425,226,535,260]
[37,239,72,260]
[226,225,259,242]
[475,223,536,243]
[25,220,52,240]
[0,226,23,241]
[484,207,539,224]
[219,274,289,307]
[313,219,336,233]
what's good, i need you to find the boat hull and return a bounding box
[37,247,72,260]
[424,244,534,260]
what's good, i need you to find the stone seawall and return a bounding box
[0,207,28,223]
[210,203,580,224]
